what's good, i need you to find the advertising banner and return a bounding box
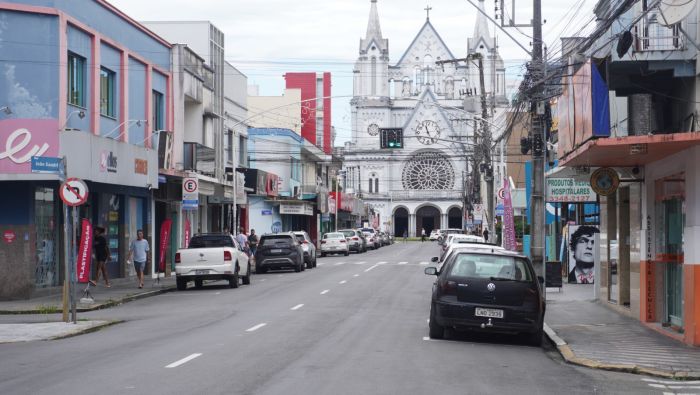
[76,219,93,283]
[184,218,191,249]
[502,178,517,251]
[0,119,59,174]
[567,224,600,284]
[158,219,172,272]
[546,178,597,202]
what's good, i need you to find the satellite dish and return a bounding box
[658,0,696,26]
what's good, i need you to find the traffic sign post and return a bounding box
[182,177,199,210]
[59,176,89,323]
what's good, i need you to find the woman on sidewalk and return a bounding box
[90,226,111,287]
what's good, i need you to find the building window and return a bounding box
[291,157,301,181]
[375,178,379,193]
[238,135,248,167]
[152,90,164,131]
[67,53,86,107]
[100,68,116,117]
[316,116,324,148]
[369,178,373,193]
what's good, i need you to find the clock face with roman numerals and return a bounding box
[368,123,380,136]
[415,120,440,145]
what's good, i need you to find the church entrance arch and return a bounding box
[448,206,463,229]
[393,207,408,237]
[416,205,441,236]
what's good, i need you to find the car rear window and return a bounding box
[260,236,294,246]
[295,234,306,243]
[189,235,234,248]
[340,230,355,237]
[448,253,532,282]
[324,233,344,239]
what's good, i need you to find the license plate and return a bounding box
[475,308,504,319]
[195,269,209,275]
[271,249,282,254]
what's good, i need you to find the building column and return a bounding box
[441,213,448,230]
[409,214,416,237]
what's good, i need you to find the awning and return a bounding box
[559,132,700,167]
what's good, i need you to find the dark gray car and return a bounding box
[255,233,305,273]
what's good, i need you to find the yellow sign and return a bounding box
[590,167,619,196]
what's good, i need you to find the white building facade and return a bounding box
[343,0,508,236]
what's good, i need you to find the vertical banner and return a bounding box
[502,178,517,251]
[184,217,191,248]
[76,219,93,283]
[567,224,600,284]
[159,219,172,272]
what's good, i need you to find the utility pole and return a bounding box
[530,0,545,277]
[475,53,495,240]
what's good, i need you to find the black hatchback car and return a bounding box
[255,233,305,273]
[424,248,545,345]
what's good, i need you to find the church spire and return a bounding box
[365,0,383,41]
[473,0,491,44]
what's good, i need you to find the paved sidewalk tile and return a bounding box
[0,320,113,343]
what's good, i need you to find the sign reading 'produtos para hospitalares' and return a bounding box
[546,178,597,203]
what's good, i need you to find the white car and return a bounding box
[320,232,350,257]
[429,229,442,241]
[175,233,251,290]
[432,239,505,268]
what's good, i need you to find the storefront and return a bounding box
[244,168,280,235]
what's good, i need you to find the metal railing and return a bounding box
[634,14,685,52]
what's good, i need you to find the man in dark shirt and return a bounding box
[90,226,111,287]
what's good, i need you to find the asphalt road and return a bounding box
[0,241,662,395]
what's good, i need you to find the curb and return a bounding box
[0,286,176,315]
[544,323,700,380]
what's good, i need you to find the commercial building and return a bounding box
[284,72,332,154]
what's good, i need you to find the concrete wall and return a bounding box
[247,90,302,134]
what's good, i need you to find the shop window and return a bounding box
[34,187,58,287]
[100,67,116,117]
[68,52,86,107]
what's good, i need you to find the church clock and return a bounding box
[367,123,380,136]
[415,120,440,145]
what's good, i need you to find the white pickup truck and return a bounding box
[175,233,251,290]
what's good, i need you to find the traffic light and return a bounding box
[380,128,403,149]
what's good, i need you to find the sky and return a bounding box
[109,0,597,145]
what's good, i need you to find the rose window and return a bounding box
[402,151,455,190]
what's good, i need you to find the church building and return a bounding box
[342,0,508,236]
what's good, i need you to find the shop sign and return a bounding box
[271,221,282,233]
[99,150,118,173]
[3,230,16,244]
[495,204,504,216]
[261,210,272,215]
[279,203,313,216]
[328,196,336,214]
[590,167,619,196]
[546,178,597,202]
[134,159,148,175]
[0,119,59,174]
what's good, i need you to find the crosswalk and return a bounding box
[643,378,700,394]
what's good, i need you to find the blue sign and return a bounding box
[31,156,63,175]
[261,210,272,215]
[182,199,198,210]
[271,221,282,233]
[495,204,504,216]
[321,214,330,222]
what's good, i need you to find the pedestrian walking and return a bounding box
[127,229,150,289]
[90,226,111,287]
[403,229,408,242]
[248,229,258,257]
[236,227,249,255]
[483,228,490,243]
[421,228,426,242]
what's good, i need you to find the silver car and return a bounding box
[293,231,317,269]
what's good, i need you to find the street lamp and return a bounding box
[103,119,147,141]
[59,110,85,130]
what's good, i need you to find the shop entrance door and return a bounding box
[663,197,684,327]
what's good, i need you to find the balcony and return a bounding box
[634,14,685,52]
[390,189,462,201]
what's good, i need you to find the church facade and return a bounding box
[342,0,508,237]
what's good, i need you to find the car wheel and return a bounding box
[194,279,203,289]
[176,278,187,291]
[242,263,251,285]
[344,250,349,256]
[428,304,444,339]
[294,261,302,272]
[320,252,326,257]
[229,273,239,288]
[306,260,313,270]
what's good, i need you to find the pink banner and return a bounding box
[76,219,93,283]
[159,219,172,272]
[0,119,59,174]
[502,177,517,251]
[184,218,191,248]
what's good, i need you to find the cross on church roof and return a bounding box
[425,4,432,20]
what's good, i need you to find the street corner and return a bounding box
[0,320,120,344]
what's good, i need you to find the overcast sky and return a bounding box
[109,0,596,144]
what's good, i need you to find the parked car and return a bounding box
[339,229,367,253]
[255,233,305,273]
[320,232,350,256]
[429,229,442,241]
[362,228,381,249]
[424,247,545,345]
[438,228,463,244]
[377,231,389,246]
[175,233,251,290]
[293,231,317,269]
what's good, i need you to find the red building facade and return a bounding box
[284,72,332,154]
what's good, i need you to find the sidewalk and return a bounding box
[544,283,700,379]
[0,276,176,343]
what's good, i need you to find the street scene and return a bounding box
[2,0,700,394]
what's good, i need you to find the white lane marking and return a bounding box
[398,261,408,265]
[339,280,347,284]
[422,337,437,342]
[364,264,379,273]
[353,274,359,277]
[377,261,387,265]
[215,292,221,295]
[165,353,202,368]
[246,323,267,332]
[291,304,304,311]
[644,379,700,385]
[334,262,345,266]
[320,289,330,295]
[317,262,326,266]
[354,261,366,265]
[260,279,266,282]
[419,261,429,265]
